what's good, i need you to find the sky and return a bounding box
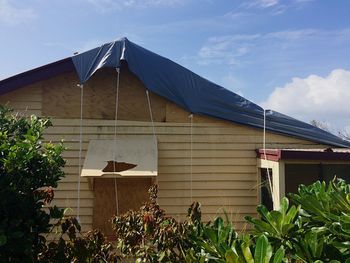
[1,0,350,134]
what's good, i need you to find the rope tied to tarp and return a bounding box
[113,67,120,215]
[77,83,84,222]
[263,109,274,204]
[189,114,193,204]
[146,89,158,186]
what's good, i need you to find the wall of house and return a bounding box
[0,66,322,232]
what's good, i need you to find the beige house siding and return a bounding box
[0,68,323,232]
[0,84,42,116]
[45,119,321,231]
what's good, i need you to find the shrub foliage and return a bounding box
[0,107,116,263]
[0,107,65,262]
[112,179,350,262]
[38,217,119,263]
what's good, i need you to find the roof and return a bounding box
[1,37,350,148]
[0,58,74,96]
[256,148,350,162]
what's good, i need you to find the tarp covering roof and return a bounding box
[1,37,349,147]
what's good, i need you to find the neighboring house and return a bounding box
[0,37,349,236]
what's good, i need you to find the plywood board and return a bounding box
[93,178,151,237]
[42,66,167,121]
[118,65,167,122]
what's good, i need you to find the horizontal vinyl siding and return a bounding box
[0,85,42,116]
[41,119,320,231]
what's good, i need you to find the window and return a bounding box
[285,163,350,194]
[260,168,273,210]
[81,135,158,239]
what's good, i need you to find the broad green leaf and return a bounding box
[245,216,277,235]
[203,228,218,244]
[241,241,254,263]
[254,235,272,263]
[272,246,285,263]
[285,205,299,224]
[270,211,283,231]
[280,197,289,215]
[281,223,294,235]
[225,249,243,263]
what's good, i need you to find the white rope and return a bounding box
[146,89,158,185]
[189,114,193,204]
[113,68,120,170]
[114,68,120,215]
[77,83,84,221]
[114,178,119,215]
[263,109,273,200]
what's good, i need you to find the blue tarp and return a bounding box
[71,37,350,148]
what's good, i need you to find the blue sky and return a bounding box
[1,0,350,133]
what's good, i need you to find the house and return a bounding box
[0,37,349,236]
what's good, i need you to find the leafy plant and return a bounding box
[245,178,350,262]
[112,185,287,263]
[38,217,119,263]
[112,179,350,262]
[289,178,350,262]
[186,216,285,263]
[112,185,195,262]
[245,197,300,252]
[0,106,65,262]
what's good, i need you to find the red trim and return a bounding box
[256,149,350,161]
[256,149,281,161]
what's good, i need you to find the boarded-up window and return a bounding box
[93,178,152,238]
[82,135,157,238]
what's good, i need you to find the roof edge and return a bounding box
[0,57,75,95]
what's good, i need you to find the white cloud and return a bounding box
[246,0,279,8]
[262,69,350,129]
[265,29,318,40]
[197,34,259,65]
[86,0,187,12]
[196,28,350,67]
[241,0,313,14]
[0,0,35,25]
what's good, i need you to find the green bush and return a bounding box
[112,179,350,262]
[290,179,350,261]
[112,186,285,263]
[0,107,65,262]
[246,178,350,262]
[113,185,195,262]
[0,107,118,262]
[38,217,119,263]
